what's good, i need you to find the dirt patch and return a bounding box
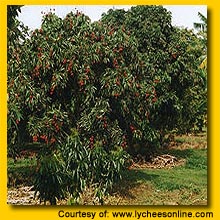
[7,186,38,205]
[7,186,67,205]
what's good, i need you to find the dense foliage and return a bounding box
[7,5,207,204]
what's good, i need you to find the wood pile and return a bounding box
[130,154,186,169]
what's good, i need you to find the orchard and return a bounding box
[7,5,207,204]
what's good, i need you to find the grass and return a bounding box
[172,131,207,149]
[103,132,208,205]
[79,146,207,205]
[8,132,207,205]
[7,157,37,187]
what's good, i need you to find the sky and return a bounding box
[18,5,207,31]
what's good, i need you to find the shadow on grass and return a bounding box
[111,169,159,199]
[8,159,36,187]
[110,147,207,200]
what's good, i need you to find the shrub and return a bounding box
[34,129,129,204]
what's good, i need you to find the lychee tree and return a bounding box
[7,6,206,204]
[8,10,159,156]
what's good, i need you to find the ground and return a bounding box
[7,132,207,205]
